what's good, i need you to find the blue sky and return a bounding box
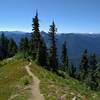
[0,0,100,33]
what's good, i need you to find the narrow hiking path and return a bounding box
[25,62,44,100]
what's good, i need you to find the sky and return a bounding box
[0,0,100,33]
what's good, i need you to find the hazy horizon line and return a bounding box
[0,30,100,34]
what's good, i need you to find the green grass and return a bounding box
[0,56,100,100]
[30,62,100,100]
[0,58,31,100]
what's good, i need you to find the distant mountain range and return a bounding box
[0,31,100,64]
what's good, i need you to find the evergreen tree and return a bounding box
[68,63,76,78]
[19,38,24,51]
[48,21,58,72]
[89,53,97,70]
[79,51,99,90]
[85,70,98,90]
[30,11,41,60]
[61,41,68,71]
[36,38,48,66]
[19,37,29,58]
[80,49,89,81]
[0,33,9,59]
[29,12,48,66]
[86,53,99,90]
[8,38,17,57]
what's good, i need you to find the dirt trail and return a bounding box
[25,62,44,100]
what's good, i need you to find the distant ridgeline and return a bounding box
[0,31,100,63]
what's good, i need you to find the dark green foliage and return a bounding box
[68,63,76,78]
[29,12,48,67]
[86,53,99,90]
[61,41,68,71]
[80,49,89,80]
[89,53,97,70]
[0,33,9,59]
[30,12,41,60]
[79,50,100,90]
[36,38,48,66]
[0,33,17,60]
[19,37,29,58]
[48,21,58,72]
[85,71,98,90]
[8,38,17,57]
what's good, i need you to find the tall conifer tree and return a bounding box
[19,37,29,58]
[8,38,17,57]
[48,21,58,72]
[89,53,97,70]
[61,41,68,71]
[0,33,9,59]
[80,49,89,80]
[36,38,47,66]
[30,11,41,60]
[68,63,76,78]
[30,12,47,66]
[86,53,99,90]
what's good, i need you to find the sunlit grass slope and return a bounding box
[30,61,100,100]
[0,55,100,100]
[0,58,31,100]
